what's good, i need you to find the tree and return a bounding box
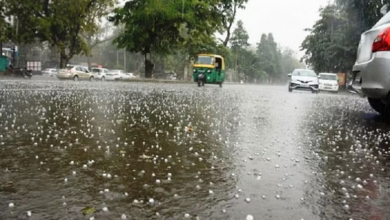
[301,1,390,74]
[230,20,250,80]
[218,0,249,46]
[0,1,9,44]
[256,33,278,82]
[110,0,222,78]
[280,47,305,74]
[4,0,116,68]
[301,5,352,73]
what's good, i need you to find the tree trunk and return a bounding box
[223,29,231,47]
[144,53,154,78]
[60,54,69,69]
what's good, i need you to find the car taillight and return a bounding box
[372,27,390,52]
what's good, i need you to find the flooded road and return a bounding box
[0,80,390,220]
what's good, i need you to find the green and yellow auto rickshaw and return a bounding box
[192,54,225,87]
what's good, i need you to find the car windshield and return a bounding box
[196,56,213,65]
[91,69,101,73]
[320,74,338,80]
[293,70,317,77]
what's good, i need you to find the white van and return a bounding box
[318,73,339,92]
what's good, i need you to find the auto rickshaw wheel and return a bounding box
[197,81,201,87]
[219,82,222,88]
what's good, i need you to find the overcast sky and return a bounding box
[228,0,332,57]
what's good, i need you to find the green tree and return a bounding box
[301,1,390,74]
[279,47,305,74]
[0,1,9,44]
[230,20,250,80]
[301,5,352,73]
[110,0,222,78]
[4,0,116,68]
[218,0,249,46]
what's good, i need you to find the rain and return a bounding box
[2,0,390,219]
[0,80,390,219]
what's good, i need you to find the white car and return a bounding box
[106,69,124,81]
[288,69,319,93]
[318,73,339,92]
[42,68,58,77]
[122,73,136,80]
[91,68,109,81]
[57,65,94,81]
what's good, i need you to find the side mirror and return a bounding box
[287,73,292,77]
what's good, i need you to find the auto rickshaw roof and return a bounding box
[196,54,224,59]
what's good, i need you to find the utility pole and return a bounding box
[123,49,126,72]
[116,50,119,67]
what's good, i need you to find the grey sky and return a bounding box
[230,0,332,56]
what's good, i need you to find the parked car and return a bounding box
[318,73,339,93]
[57,65,94,81]
[121,72,136,80]
[106,69,125,81]
[288,69,319,93]
[91,68,109,81]
[350,11,390,116]
[42,68,58,77]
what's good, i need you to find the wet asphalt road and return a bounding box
[0,77,390,220]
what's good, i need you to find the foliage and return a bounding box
[301,1,390,73]
[256,33,285,82]
[0,1,10,43]
[110,0,248,77]
[111,0,219,54]
[217,0,249,46]
[4,0,116,67]
[229,21,303,83]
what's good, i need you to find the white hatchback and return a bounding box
[106,69,124,81]
[91,68,109,81]
[318,73,339,92]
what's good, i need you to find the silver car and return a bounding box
[350,12,390,116]
[288,69,319,93]
[57,65,94,81]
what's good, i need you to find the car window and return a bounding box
[374,11,390,27]
[76,67,81,71]
[91,69,100,73]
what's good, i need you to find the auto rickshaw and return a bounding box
[192,54,225,87]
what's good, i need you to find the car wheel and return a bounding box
[101,76,105,81]
[90,76,94,81]
[288,87,292,92]
[368,97,387,115]
[73,75,79,81]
